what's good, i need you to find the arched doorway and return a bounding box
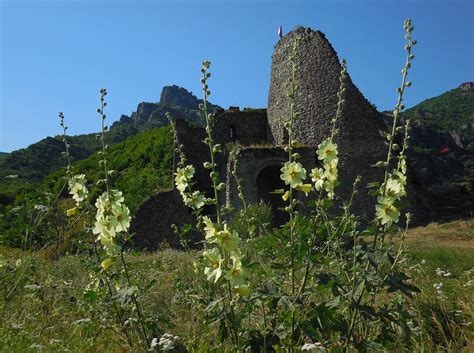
[256,164,289,227]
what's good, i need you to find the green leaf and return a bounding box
[113,286,138,306]
[326,295,341,309]
[383,272,420,297]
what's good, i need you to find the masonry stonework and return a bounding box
[130,27,389,248]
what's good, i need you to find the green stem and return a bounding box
[120,251,149,349]
[201,69,222,227]
[92,243,134,349]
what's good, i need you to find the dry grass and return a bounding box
[406,219,474,249]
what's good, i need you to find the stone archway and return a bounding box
[255,163,289,227]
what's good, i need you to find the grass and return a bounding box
[1,220,473,352]
[404,220,474,352]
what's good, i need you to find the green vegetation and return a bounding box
[0,124,138,189]
[44,125,173,213]
[0,126,173,248]
[402,84,474,183]
[403,84,474,152]
[1,221,472,352]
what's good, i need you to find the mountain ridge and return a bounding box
[0,85,221,191]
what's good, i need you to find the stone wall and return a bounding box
[213,108,268,147]
[174,119,214,194]
[267,27,387,219]
[226,147,316,215]
[129,189,201,250]
[267,27,386,146]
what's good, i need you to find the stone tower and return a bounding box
[268,27,387,217]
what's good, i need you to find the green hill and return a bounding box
[402,82,474,223]
[0,126,173,247]
[43,126,174,212]
[403,82,474,153]
[0,123,138,186]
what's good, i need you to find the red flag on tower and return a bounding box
[278,25,283,39]
[439,146,450,154]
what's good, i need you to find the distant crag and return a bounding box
[112,85,221,131]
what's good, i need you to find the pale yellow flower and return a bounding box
[95,190,124,214]
[225,255,246,286]
[202,216,217,243]
[375,197,400,226]
[385,178,404,199]
[185,191,205,210]
[216,224,240,252]
[66,207,78,217]
[280,161,307,188]
[233,284,250,297]
[110,190,124,205]
[100,237,121,256]
[317,139,338,163]
[109,204,131,233]
[68,174,88,205]
[323,159,338,182]
[101,257,116,271]
[311,167,325,191]
[175,165,195,192]
[296,184,312,195]
[93,217,116,240]
[394,171,407,189]
[95,193,107,214]
[203,248,223,283]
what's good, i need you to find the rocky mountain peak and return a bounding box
[159,85,200,109]
[459,82,474,92]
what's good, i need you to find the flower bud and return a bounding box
[292,152,301,160]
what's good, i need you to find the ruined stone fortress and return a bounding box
[130,27,387,249]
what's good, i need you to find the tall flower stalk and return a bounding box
[374,19,416,235]
[172,61,249,350]
[342,20,417,350]
[93,88,150,350]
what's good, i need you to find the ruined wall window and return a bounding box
[256,165,289,227]
[229,125,237,139]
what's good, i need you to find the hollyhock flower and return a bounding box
[203,248,223,283]
[216,223,240,252]
[280,161,307,188]
[317,138,338,163]
[375,197,400,226]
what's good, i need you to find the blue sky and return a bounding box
[1,0,473,152]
